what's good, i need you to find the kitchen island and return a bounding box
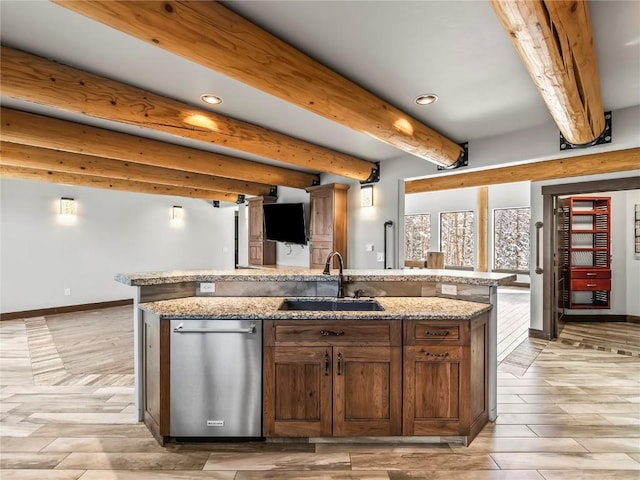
[116,269,515,445]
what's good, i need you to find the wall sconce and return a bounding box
[360,185,374,207]
[172,205,184,221]
[59,197,76,216]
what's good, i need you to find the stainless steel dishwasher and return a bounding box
[169,319,262,438]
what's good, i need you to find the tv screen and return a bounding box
[263,203,307,245]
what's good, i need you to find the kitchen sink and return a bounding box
[278,298,384,311]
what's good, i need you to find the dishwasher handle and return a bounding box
[173,322,257,334]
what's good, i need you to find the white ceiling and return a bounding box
[1,0,639,175]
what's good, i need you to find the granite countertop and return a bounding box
[116,268,515,287]
[139,296,492,321]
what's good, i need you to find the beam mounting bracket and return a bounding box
[437,142,468,170]
[212,200,220,208]
[560,112,612,150]
[360,162,380,184]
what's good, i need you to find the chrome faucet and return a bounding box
[322,251,345,298]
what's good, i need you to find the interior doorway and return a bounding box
[541,176,640,339]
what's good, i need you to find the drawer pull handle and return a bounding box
[586,283,597,287]
[424,352,450,358]
[425,331,450,336]
[337,352,343,375]
[320,330,344,336]
[586,272,597,276]
[324,351,330,376]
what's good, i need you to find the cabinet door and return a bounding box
[263,347,332,437]
[333,346,402,436]
[310,188,334,242]
[248,241,263,265]
[310,241,334,269]
[403,346,464,435]
[248,199,263,243]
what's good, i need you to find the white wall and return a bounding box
[0,179,236,313]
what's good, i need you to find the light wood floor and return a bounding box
[1,291,639,479]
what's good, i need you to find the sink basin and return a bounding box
[278,298,384,312]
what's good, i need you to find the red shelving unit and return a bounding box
[558,196,611,309]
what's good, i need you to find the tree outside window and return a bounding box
[494,207,530,272]
[404,214,430,261]
[440,211,474,267]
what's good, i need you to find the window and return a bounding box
[493,207,531,272]
[404,214,431,261]
[440,211,474,268]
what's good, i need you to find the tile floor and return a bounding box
[1,289,639,479]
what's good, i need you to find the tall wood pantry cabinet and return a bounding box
[306,183,349,269]
[558,196,611,309]
[248,197,276,266]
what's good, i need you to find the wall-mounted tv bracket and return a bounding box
[236,194,246,205]
[361,161,381,184]
[560,111,612,150]
[437,142,468,170]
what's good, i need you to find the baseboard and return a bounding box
[626,315,640,324]
[563,314,630,323]
[528,328,551,340]
[0,299,133,321]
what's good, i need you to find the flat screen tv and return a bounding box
[263,203,307,245]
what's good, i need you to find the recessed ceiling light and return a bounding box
[200,94,223,105]
[415,94,438,105]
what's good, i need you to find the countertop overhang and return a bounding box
[139,296,492,321]
[116,268,516,287]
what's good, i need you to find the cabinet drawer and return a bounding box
[405,321,464,345]
[571,279,611,291]
[405,345,463,362]
[571,269,610,279]
[272,321,399,345]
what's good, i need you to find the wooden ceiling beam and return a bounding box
[1,108,283,194]
[1,45,375,182]
[490,0,605,146]
[51,1,464,168]
[0,142,271,197]
[0,165,240,202]
[405,148,640,194]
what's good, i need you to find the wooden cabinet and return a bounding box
[306,183,349,269]
[248,197,276,266]
[263,320,402,437]
[558,196,611,309]
[402,313,488,442]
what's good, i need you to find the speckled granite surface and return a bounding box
[116,268,515,286]
[139,296,492,320]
